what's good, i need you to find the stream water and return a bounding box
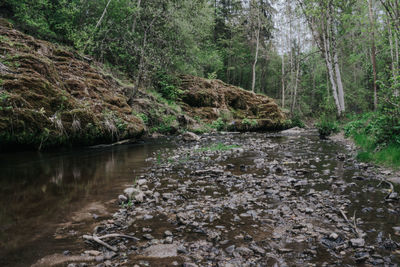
[0,140,172,267]
[0,132,399,266]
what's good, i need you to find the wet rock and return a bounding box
[350,238,365,248]
[164,230,173,237]
[177,245,188,254]
[137,179,147,186]
[236,246,254,256]
[143,214,153,220]
[225,245,236,255]
[278,248,293,253]
[134,191,145,203]
[118,195,128,204]
[143,234,154,240]
[355,251,370,262]
[182,132,200,142]
[143,244,178,257]
[123,187,136,198]
[162,193,173,200]
[250,243,266,255]
[329,233,339,240]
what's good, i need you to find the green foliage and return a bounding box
[137,113,149,125]
[151,114,177,134]
[207,71,217,80]
[242,118,257,127]
[315,114,339,137]
[210,118,226,131]
[155,72,182,101]
[290,114,305,128]
[0,91,9,102]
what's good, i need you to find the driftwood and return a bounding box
[377,179,395,199]
[339,208,363,238]
[83,234,117,252]
[83,233,137,252]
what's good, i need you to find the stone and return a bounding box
[225,245,235,255]
[143,234,154,240]
[182,132,200,142]
[118,194,128,204]
[329,233,339,240]
[123,187,136,198]
[350,238,365,247]
[164,230,173,237]
[137,179,147,186]
[143,244,178,257]
[134,191,145,203]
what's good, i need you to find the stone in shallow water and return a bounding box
[350,238,365,247]
[143,244,178,257]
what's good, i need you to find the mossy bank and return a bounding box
[0,19,285,150]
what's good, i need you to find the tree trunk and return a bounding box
[334,52,345,114]
[131,0,141,33]
[323,30,341,115]
[281,54,285,108]
[388,18,396,78]
[291,60,300,113]
[368,0,378,110]
[83,0,112,53]
[251,23,260,92]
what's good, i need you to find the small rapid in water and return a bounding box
[1,132,399,266]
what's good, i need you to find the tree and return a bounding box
[298,0,346,116]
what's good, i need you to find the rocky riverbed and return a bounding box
[35,130,400,267]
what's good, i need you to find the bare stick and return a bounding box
[339,208,361,238]
[96,233,137,240]
[352,211,361,238]
[83,234,117,252]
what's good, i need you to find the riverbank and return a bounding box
[0,19,286,151]
[29,130,400,266]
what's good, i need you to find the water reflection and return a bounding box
[0,141,169,267]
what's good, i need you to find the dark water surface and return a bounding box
[0,140,172,267]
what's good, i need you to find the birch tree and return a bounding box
[298,0,346,115]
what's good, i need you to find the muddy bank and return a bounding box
[38,130,400,267]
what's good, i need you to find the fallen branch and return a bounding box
[377,180,395,199]
[83,234,117,252]
[352,211,361,238]
[339,208,363,238]
[95,233,137,240]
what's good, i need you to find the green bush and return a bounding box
[210,118,226,131]
[290,114,305,128]
[316,114,339,137]
[155,72,182,101]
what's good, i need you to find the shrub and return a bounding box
[290,114,305,128]
[155,72,182,101]
[316,114,339,137]
[211,118,226,131]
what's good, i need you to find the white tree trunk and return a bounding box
[323,31,341,115]
[281,54,285,108]
[388,19,396,78]
[291,60,300,113]
[334,52,345,113]
[251,24,260,92]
